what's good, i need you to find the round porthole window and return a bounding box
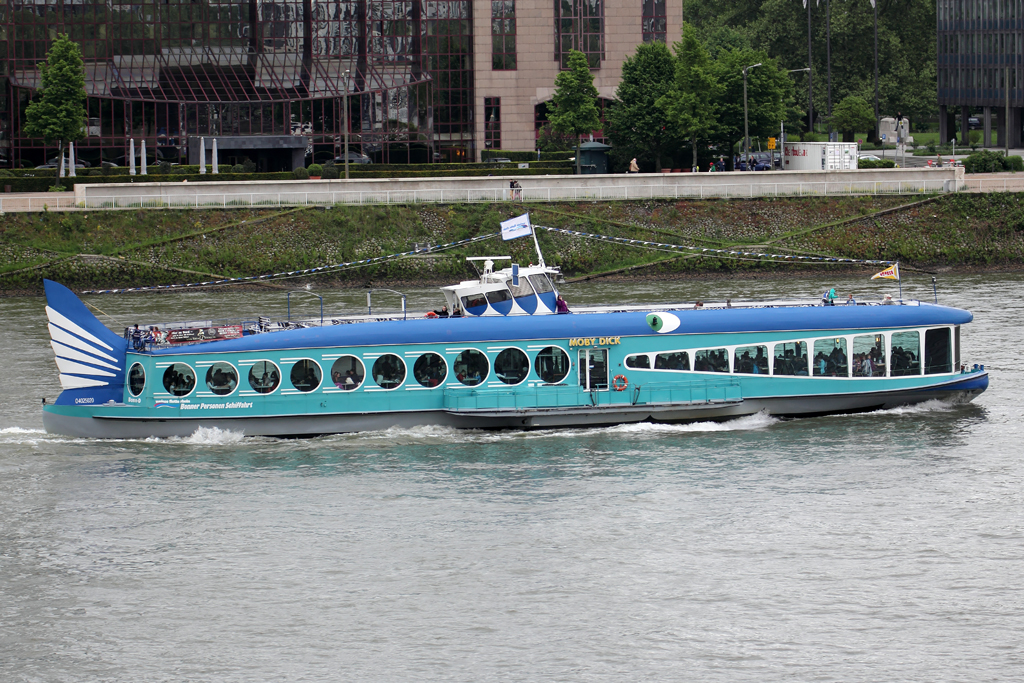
[205,362,238,396]
[162,363,196,397]
[413,353,447,388]
[248,361,281,394]
[128,363,146,397]
[330,356,365,390]
[494,348,529,385]
[372,354,406,389]
[534,347,570,384]
[290,359,322,392]
[453,349,488,386]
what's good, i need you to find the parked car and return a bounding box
[47,156,90,167]
[968,116,982,130]
[332,151,371,165]
[858,154,882,162]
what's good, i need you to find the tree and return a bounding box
[548,50,601,176]
[709,48,792,160]
[830,95,875,142]
[24,34,86,187]
[659,23,720,172]
[605,41,677,172]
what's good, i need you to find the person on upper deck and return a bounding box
[555,295,570,314]
[433,305,449,318]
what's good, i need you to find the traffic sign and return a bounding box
[767,137,776,150]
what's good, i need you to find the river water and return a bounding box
[1,274,1022,682]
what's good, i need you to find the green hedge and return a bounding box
[962,150,1024,173]
[481,150,575,162]
[857,158,897,169]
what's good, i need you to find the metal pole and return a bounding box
[873,0,879,141]
[1006,66,1011,156]
[344,69,351,180]
[743,64,761,167]
[807,0,814,134]
[826,0,832,140]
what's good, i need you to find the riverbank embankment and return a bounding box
[2,193,1021,295]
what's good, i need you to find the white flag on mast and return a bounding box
[501,213,533,241]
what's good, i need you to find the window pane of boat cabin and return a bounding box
[626,354,651,369]
[249,361,281,394]
[535,346,570,383]
[508,277,535,298]
[733,346,768,374]
[924,328,953,374]
[331,356,365,390]
[528,274,554,294]
[653,352,688,371]
[205,362,238,395]
[578,349,609,389]
[486,288,512,304]
[290,360,322,392]
[812,338,848,377]
[890,331,920,376]
[162,363,196,396]
[495,348,529,384]
[413,353,446,387]
[128,363,146,396]
[955,326,961,370]
[372,355,406,389]
[852,335,886,377]
[773,342,807,376]
[453,350,488,386]
[693,349,728,373]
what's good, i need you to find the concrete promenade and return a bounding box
[0,167,966,213]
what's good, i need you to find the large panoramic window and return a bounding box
[491,1,517,70]
[654,352,689,371]
[813,338,848,377]
[891,331,921,376]
[484,97,502,150]
[852,335,886,377]
[925,328,953,374]
[494,348,529,385]
[556,0,604,69]
[413,353,447,387]
[733,345,769,375]
[773,342,808,376]
[693,349,729,373]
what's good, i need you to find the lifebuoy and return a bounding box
[425,311,438,318]
[612,374,628,391]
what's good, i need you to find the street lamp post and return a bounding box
[343,68,351,180]
[743,63,762,167]
[805,0,813,134]
[871,0,878,141]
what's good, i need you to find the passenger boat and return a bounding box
[41,237,989,438]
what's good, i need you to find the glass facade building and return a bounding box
[0,0,680,167]
[937,0,1024,147]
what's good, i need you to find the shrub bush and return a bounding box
[307,163,323,176]
[292,166,310,179]
[242,158,257,173]
[88,169,102,176]
[0,169,12,177]
[858,158,896,169]
[231,164,245,174]
[321,165,340,179]
[963,149,1006,173]
[1004,155,1024,172]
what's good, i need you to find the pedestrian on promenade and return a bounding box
[629,158,639,174]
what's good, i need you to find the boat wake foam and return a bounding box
[606,410,778,434]
[159,426,247,445]
[866,399,957,417]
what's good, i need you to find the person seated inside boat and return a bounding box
[753,347,768,374]
[345,369,359,389]
[555,295,570,314]
[333,371,345,389]
[736,351,754,374]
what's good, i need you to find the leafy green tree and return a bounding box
[606,41,677,172]
[830,95,875,142]
[24,34,86,186]
[659,23,720,172]
[709,48,792,159]
[548,50,601,175]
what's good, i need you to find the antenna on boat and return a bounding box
[932,276,938,304]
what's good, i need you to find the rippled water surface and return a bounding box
[2,274,1022,682]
